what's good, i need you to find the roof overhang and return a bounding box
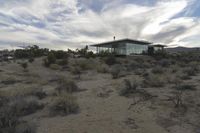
[90,38,152,47]
[152,44,167,47]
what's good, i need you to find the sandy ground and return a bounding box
[0,57,200,133]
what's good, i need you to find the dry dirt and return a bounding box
[0,57,200,133]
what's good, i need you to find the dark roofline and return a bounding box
[152,44,167,47]
[90,38,152,47]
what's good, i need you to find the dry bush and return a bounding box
[49,93,79,116]
[8,96,43,117]
[165,74,181,84]
[0,105,18,133]
[1,86,46,99]
[119,79,139,96]
[56,77,79,94]
[133,68,148,77]
[15,122,36,133]
[110,64,122,79]
[0,104,36,133]
[157,59,172,67]
[128,60,152,70]
[21,62,28,70]
[57,58,68,66]
[72,58,94,71]
[70,66,81,79]
[143,73,166,88]
[49,64,61,70]
[96,64,109,73]
[168,84,196,108]
[168,65,180,73]
[151,66,164,74]
[104,55,117,66]
[1,76,20,85]
[174,84,196,91]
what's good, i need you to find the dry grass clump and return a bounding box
[70,66,81,79]
[182,66,199,76]
[49,64,61,70]
[1,76,20,85]
[143,73,166,88]
[167,83,196,109]
[49,93,79,116]
[133,68,147,76]
[56,77,79,94]
[96,64,109,73]
[119,79,140,96]
[151,66,165,74]
[0,102,36,133]
[110,64,122,79]
[71,58,95,71]
[128,59,152,70]
[15,122,36,133]
[8,96,44,117]
[1,86,46,99]
[157,59,172,67]
[104,55,117,66]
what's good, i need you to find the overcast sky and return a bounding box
[0,0,200,49]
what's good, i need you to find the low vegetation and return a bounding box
[49,93,79,116]
[56,78,79,94]
[119,79,139,96]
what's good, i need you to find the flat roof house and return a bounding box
[91,38,165,56]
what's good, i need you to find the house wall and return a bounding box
[96,42,149,55]
[126,43,148,55]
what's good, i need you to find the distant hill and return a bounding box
[166,47,200,53]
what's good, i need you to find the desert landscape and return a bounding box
[0,47,200,133]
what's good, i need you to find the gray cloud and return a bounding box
[0,0,199,50]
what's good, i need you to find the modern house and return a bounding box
[90,38,165,56]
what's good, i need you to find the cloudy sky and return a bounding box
[0,0,200,50]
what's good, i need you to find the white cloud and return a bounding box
[0,0,200,49]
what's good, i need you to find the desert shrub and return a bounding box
[71,66,81,79]
[52,50,68,59]
[183,67,197,76]
[1,77,19,85]
[28,58,34,63]
[134,68,147,76]
[128,61,140,70]
[143,73,165,87]
[43,53,56,67]
[15,122,36,133]
[29,88,46,99]
[49,94,79,116]
[0,104,36,133]
[169,65,179,73]
[165,74,181,84]
[21,62,28,70]
[56,78,79,94]
[104,55,117,66]
[151,66,164,74]
[57,58,68,66]
[9,97,43,116]
[174,84,196,91]
[157,59,171,67]
[0,105,18,133]
[49,64,61,70]
[169,90,183,108]
[119,79,139,96]
[72,58,94,71]
[110,64,121,79]
[168,84,196,108]
[3,87,46,99]
[96,64,109,73]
